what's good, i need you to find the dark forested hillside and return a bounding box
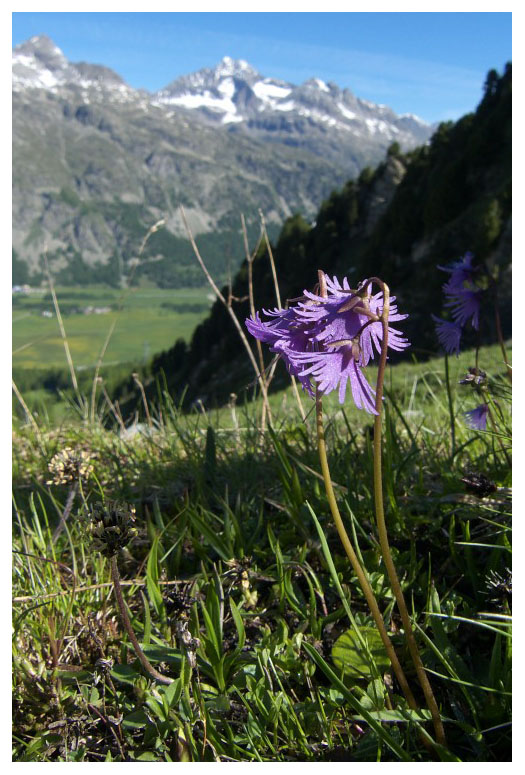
[115,64,511,415]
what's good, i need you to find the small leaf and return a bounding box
[111,664,141,684]
[332,626,390,679]
[122,709,149,729]
[229,597,246,652]
[162,677,182,708]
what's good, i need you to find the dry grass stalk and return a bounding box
[180,205,272,422]
[12,378,41,438]
[133,372,153,431]
[43,252,84,413]
[241,213,271,430]
[90,219,166,424]
[258,211,307,423]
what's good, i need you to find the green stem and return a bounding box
[110,555,173,685]
[444,354,456,458]
[372,281,446,748]
[315,389,418,713]
[494,293,511,382]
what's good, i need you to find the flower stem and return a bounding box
[110,555,173,685]
[372,281,446,748]
[52,481,79,544]
[316,401,419,713]
[494,296,512,382]
[444,354,456,458]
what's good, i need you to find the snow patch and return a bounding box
[217,77,235,99]
[253,80,292,103]
[13,53,35,68]
[216,56,251,77]
[273,100,295,112]
[365,117,393,136]
[337,103,356,120]
[313,78,329,92]
[158,87,241,122]
[221,112,243,124]
[400,112,428,125]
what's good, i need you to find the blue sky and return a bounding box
[12,10,512,124]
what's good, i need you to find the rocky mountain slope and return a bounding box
[12,35,432,287]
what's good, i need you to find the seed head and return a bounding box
[86,501,137,557]
[461,470,497,498]
[459,367,487,387]
[47,447,94,485]
[485,568,512,610]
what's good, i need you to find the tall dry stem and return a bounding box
[12,379,41,439]
[259,210,306,423]
[43,252,84,415]
[241,213,271,430]
[90,219,165,423]
[180,205,272,424]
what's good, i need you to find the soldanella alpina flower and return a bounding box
[464,403,489,430]
[433,252,484,354]
[430,316,462,356]
[246,274,410,414]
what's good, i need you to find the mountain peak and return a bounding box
[13,35,129,94]
[214,56,258,80]
[14,34,68,71]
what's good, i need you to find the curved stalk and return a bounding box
[372,281,446,748]
[110,555,173,685]
[494,293,511,382]
[315,391,419,712]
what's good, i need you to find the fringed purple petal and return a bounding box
[245,273,409,413]
[444,289,482,330]
[464,404,489,430]
[432,315,462,355]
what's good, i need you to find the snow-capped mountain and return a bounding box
[12,37,433,286]
[12,34,134,98]
[154,56,431,151]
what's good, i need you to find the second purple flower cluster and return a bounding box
[432,252,483,355]
[246,274,410,414]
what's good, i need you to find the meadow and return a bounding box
[13,285,213,369]
[12,334,511,761]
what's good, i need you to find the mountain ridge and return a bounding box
[13,36,432,288]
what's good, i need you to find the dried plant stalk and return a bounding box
[180,206,272,421]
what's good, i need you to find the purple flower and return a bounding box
[438,252,477,294]
[245,273,410,413]
[431,316,462,355]
[434,252,485,353]
[464,403,489,430]
[439,252,482,331]
[294,350,377,412]
[245,308,316,397]
[444,288,482,330]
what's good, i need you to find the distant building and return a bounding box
[82,306,111,315]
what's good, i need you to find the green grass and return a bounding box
[12,285,212,369]
[12,341,511,762]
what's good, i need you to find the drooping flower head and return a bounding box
[438,252,478,295]
[246,273,410,414]
[433,252,487,355]
[464,403,489,431]
[431,316,462,356]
